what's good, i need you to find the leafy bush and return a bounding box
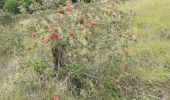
[3,0,19,14]
[2,0,43,14]
[0,0,135,99]
[22,1,134,98]
[0,0,137,99]
[0,0,5,9]
[18,0,43,14]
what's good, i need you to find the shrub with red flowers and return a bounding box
[24,1,134,98]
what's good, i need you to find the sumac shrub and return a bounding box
[24,1,135,98]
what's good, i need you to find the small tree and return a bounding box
[22,0,134,97]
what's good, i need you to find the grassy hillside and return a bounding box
[0,0,170,99]
[125,0,170,81]
[120,0,170,99]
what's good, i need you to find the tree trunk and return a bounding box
[52,42,65,71]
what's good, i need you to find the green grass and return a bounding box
[128,0,170,80]
[117,1,170,99]
[119,0,170,98]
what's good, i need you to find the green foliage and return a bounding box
[2,0,43,14]
[3,0,170,99]
[21,57,49,75]
[0,1,136,99]
[3,0,19,14]
[0,25,19,56]
[0,0,5,9]
[18,0,42,13]
[19,0,32,8]
[58,63,85,78]
[0,11,14,26]
[25,2,134,99]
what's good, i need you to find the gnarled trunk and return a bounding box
[52,42,65,71]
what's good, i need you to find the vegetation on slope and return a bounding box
[0,0,170,100]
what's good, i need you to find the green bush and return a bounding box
[25,2,134,98]
[3,0,19,14]
[3,0,43,14]
[0,1,136,99]
[0,0,5,9]
[18,0,43,13]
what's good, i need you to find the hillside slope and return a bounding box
[120,0,170,99]
[0,0,170,99]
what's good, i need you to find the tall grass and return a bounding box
[119,0,170,99]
